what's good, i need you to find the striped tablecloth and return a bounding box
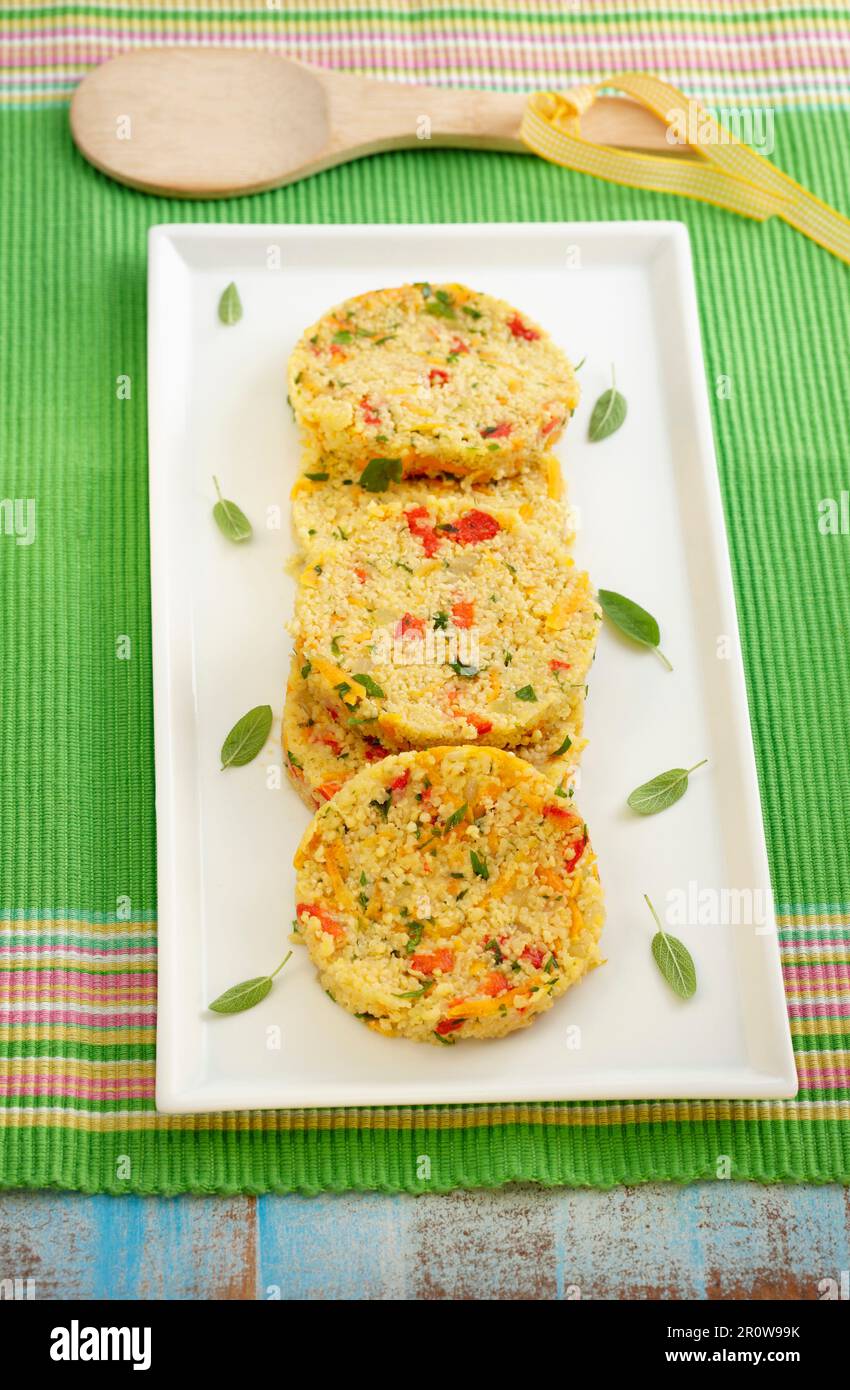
[0,1,849,1192]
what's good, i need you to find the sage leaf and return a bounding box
[359,458,403,492]
[588,365,627,442]
[220,703,273,769]
[213,476,252,543]
[628,760,708,815]
[218,281,243,326]
[209,975,271,1014]
[597,588,672,670]
[645,895,696,999]
[208,951,292,1014]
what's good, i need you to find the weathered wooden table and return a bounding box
[2,1186,847,1299]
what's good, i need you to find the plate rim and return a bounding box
[148,219,797,1111]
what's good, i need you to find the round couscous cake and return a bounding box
[292,498,599,750]
[290,451,570,559]
[283,648,585,810]
[287,283,579,482]
[293,746,605,1043]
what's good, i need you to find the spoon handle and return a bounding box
[324,70,672,155]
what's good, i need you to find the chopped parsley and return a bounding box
[443,802,468,834]
[404,921,425,953]
[470,850,489,880]
[425,298,456,321]
[353,673,386,699]
[359,457,403,493]
[394,982,434,1000]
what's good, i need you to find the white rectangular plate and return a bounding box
[149,222,796,1111]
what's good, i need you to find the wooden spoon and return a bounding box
[70,48,671,199]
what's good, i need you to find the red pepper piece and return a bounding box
[481,422,512,439]
[564,836,587,874]
[507,314,540,341]
[453,509,500,546]
[395,612,425,638]
[405,505,440,557]
[482,971,511,997]
[428,368,450,387]
[464,712,493,737]
[360,395,381,426]
[522,944,547,969]
[363,739,389,763]
[451,600,475,629]
[296,902,344,938]
[549,659,571,671]
[436,1017,465,1035]
[412,949,455,975]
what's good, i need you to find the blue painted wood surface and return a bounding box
[1,1187,848,1299]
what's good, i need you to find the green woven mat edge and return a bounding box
[2,1117,849,1195]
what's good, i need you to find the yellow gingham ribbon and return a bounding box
[521,73,850,267]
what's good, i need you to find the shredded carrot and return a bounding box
[446,987,525,1019]
[536,865,572,895]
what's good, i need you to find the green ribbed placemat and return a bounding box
[1,105,849,1192]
